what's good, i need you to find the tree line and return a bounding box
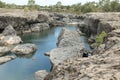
[0,0,120,14]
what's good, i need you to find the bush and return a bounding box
[24,7,29,12]
[95,31,107,46]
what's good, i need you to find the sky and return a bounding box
[2,0,99,6]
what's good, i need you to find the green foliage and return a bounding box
[0,0,120,13]
[28,0,35,6]
[0,1,6,8]
[27,0,36,10]
[95,31,107,46]
[24,6,29,12]
[56,1,62,8]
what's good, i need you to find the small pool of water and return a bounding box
[0,26,78,80]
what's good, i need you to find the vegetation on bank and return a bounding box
[0,0,120,14]
[94,31,107,47]
[96,31,107,45]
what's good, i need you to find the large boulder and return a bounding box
[46,28,84,65]
[0,55,16,64]
[54,13,67,19]
[46,45,84,66]
[35,70,48,80]
[37,13,49,23]
[31,23,50,32]
[2,25,17,36]
[0,35,22,45]
[11,43,37,55]
[0,46,11,56]
[57,28,81,47]
[49,20,66,27]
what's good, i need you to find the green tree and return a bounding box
[28,0,35,6]
[81,2,98,13]
[0,1,5,8]
[71,3,82,14]
[56,1,62,8]
[56,1,62,12]
[110,0,120,11]
[99,0,111,11]
[27,0,36,10]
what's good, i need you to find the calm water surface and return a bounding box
[0,26,77,80]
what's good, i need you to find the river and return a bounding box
[0,25,90,80]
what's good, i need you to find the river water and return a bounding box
[0,26,89,80]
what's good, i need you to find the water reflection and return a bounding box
[15,53,35,59]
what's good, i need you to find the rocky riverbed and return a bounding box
[0,24,37,64]
[0,8,81,66]
[1,9,120,80]
[35,12,120,80]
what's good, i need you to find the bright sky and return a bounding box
[2,0,99,6]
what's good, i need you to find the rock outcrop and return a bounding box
[0,35,22,45]
[46,28,84,66]
[31,23,50,32]
[2,25,17,36]
[44,42,120,80]
[44,13,120,80]
[35,70,48,80]
[0,55,16,64]
[0,46,11,56]
[78,12,120,36]
[0,9,48,33]
[44,29,120,80]
[46,45,83,66]
[57,28,82,47]
[11,43,37,55]
[0,25,22,45]
[0,9,75,34]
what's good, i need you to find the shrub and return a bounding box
[95,31,107,46]
[24,7,29,12]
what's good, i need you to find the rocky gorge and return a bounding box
[0,8,79,65]
[39,12,120,80]
[0,8,83,80]
[0,8,120,80]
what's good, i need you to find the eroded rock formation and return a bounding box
[44,13,120,80]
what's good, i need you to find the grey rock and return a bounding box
[49,20,66,27]
[0,55,16,64]
[31,23,50,32]
[105,29,120,50]
[0,35,22,45]
[78,13,120,36]
[37,13,49,23]
[46,45,83,66]
[45,42,120,80]
[54,13,67,19]
[35,70,48,80]
[46,28,84,66]
[57,28,81,47]
[0,46,11,56]
[2,25,17,36]
[11,43,37,55]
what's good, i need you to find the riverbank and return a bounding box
[0,8,80,34]
[43,12,120,80]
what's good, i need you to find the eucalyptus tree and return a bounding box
[56,1,62,12]
[27,0,36,10]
